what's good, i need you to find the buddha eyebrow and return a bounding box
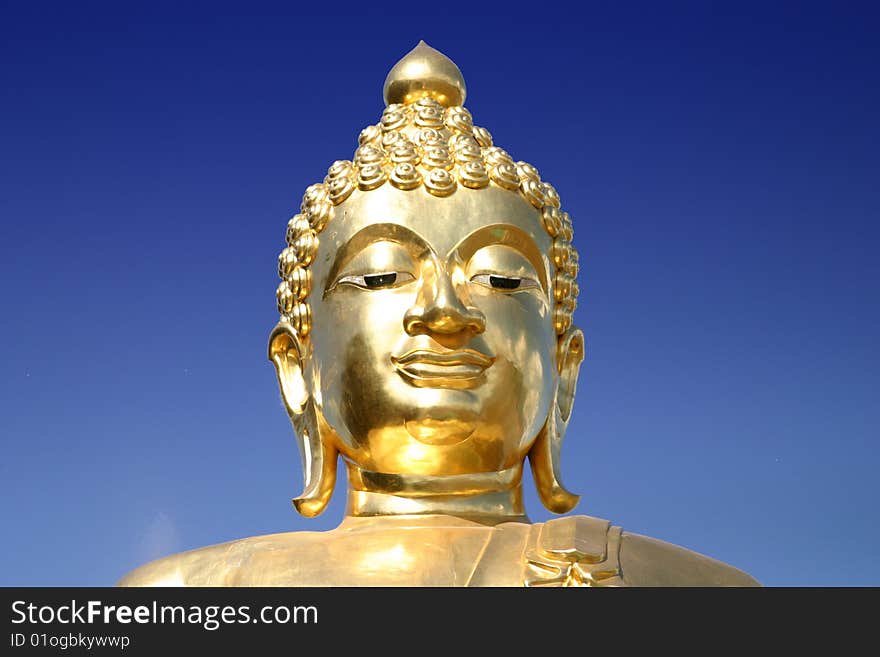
[324,223,429,297]
[452,224,549,293]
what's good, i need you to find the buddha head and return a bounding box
[269,42,583,521]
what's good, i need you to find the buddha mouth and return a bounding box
[391,348,495,388]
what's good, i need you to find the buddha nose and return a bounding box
[404,266,486,337]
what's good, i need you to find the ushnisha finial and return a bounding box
[383,41,467,108]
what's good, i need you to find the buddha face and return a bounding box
[301,184,559,476]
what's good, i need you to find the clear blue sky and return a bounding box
[1,1,877,586]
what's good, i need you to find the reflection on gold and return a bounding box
[118,42,759,587]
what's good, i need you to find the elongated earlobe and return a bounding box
[528,327,585,513]
[269,321,338,517]
[290,405,337,518]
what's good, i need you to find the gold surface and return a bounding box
[119,42,759,587]
[384,41,466,107]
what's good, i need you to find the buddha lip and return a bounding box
[391,349,495,381]
[393,349,494,369]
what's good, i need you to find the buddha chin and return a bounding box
[404,416,475,446]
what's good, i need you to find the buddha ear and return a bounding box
[268,321,337,517]
[268,321,309,416]
[556,327,585,423]
[528,327,585,514]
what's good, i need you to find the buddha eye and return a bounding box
[470,274,539,292]
[337,271,415,290]
[364,273,397,288]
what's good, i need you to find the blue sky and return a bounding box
[1,1,877,586]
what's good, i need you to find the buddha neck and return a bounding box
[344,463,529,525]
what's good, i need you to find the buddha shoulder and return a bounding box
[618,531,759,586]
[117,516,760,587]
[117,530,331,587]
[524,515,759,587]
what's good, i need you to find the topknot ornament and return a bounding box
[383,40,467,107]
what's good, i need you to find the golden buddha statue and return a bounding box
[119,42,758,587]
